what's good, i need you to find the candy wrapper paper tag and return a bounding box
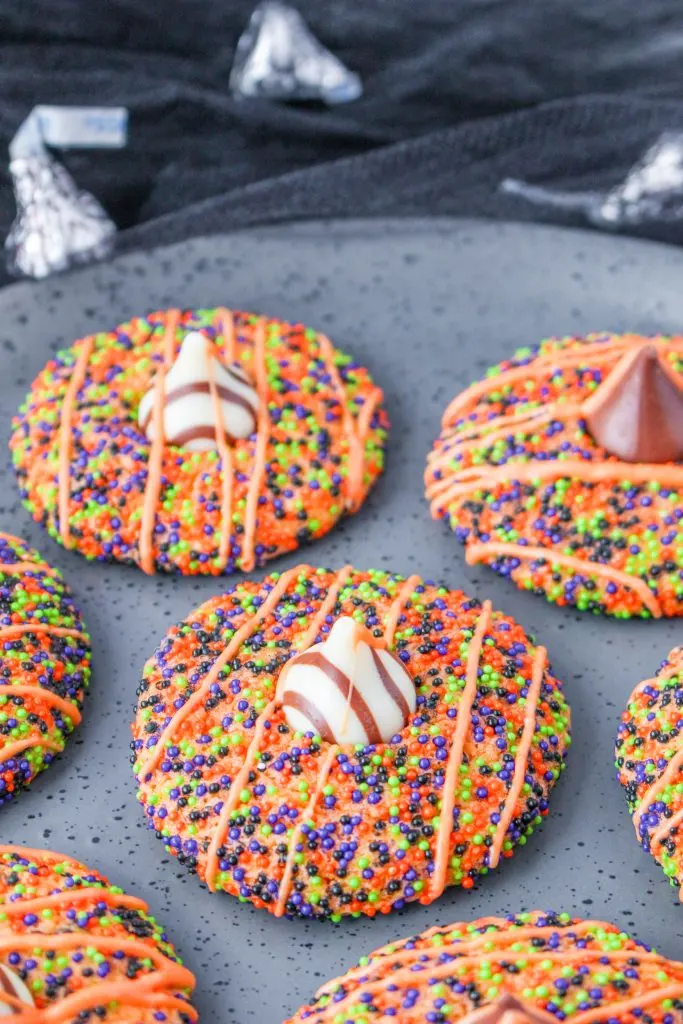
[230,1,362,105]
[500,132,683,232]
[6,106,128,280]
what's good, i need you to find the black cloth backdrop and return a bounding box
[3,0,683,285]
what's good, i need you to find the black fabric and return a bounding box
[2,1,683,285]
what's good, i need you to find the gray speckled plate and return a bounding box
[1,218,683,1024]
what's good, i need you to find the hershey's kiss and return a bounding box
[229,1,362,105]
[276,616,416,745]
[583,343,683,463]
[0,962,35,1017]
[138,331,259,450]
[6,153,116,280]
[459,993,557,1024]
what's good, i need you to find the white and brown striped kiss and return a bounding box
[138,330,259,450]
[276,616,416,745]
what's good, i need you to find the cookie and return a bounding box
[132,564,570,920]
[425,334,683,618]
[616,644,683,895]
[11,307,388,575]
[0,532,90,806]
[0,844,196,1021]
[285,910,683,1023]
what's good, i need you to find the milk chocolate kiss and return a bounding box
[459,993,557,1024]
[584,344,683,463]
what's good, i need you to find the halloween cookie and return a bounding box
[11,307,388,575]
[132,564,570,920]
[0,532,90,806]
[616,644,683,896]
[0,844,196,1021]
[285,910,683,1023]
[425,334,683,618]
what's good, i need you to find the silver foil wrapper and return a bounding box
[230,1,362,105]
[5,106,126,280]
[501,132,683,230]
[6,153,116,280]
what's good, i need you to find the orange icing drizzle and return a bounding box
[488,645,545,868]
[299,566,352,650]
[0,932,189,978]
[633,746,683,831]
[652,804,683,848]
[1,888,146,917]
[429,402,583,469]
[429,457,683,509]
[274,744,339,916]
[137,566,300,780]
[0,736,62,764]
[0,563,59,578]
[382,575,420,644]
[429,600,492,900]
[214,307,237,569]
[0,994,25,1013]
[208,347,233,569]
[0,623,88,642]
[571,985,683,1023]
[0,535,58,582]
[356,387,383,453]
[446,456,683,503]
[316,333,375,514]
[136,307,245,573]
[58,336,95,548]
[437,403,567,448]
[0,533,29,546]
[0,621,88,755]
[206,695,279,891]
[0,685,81,726]
[272,568,413,914]
[0,846,197,1022]
[0,845,89,870]
[139,309,181,575]
[346,386,383,512]
[33,983,194,1023]
[319,919,660,996]
[465,540,662,619]
[0,985,191,1020]
[326,951,683,1020]
[241,318,269,572]
[439,334,682,429]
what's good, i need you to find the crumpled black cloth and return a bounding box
[3,0,683,286]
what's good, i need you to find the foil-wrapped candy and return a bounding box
[500,132,683,232]
[230,1,362,105]
[5,106,127,280]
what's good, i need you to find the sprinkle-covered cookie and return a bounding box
[0,844,196,1021]
[285,910,683,1023]
[616,644,683,895]
[11,307,388,575]
[425,334,683,618]
[0,532,90,806]
[132,564,570,920]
